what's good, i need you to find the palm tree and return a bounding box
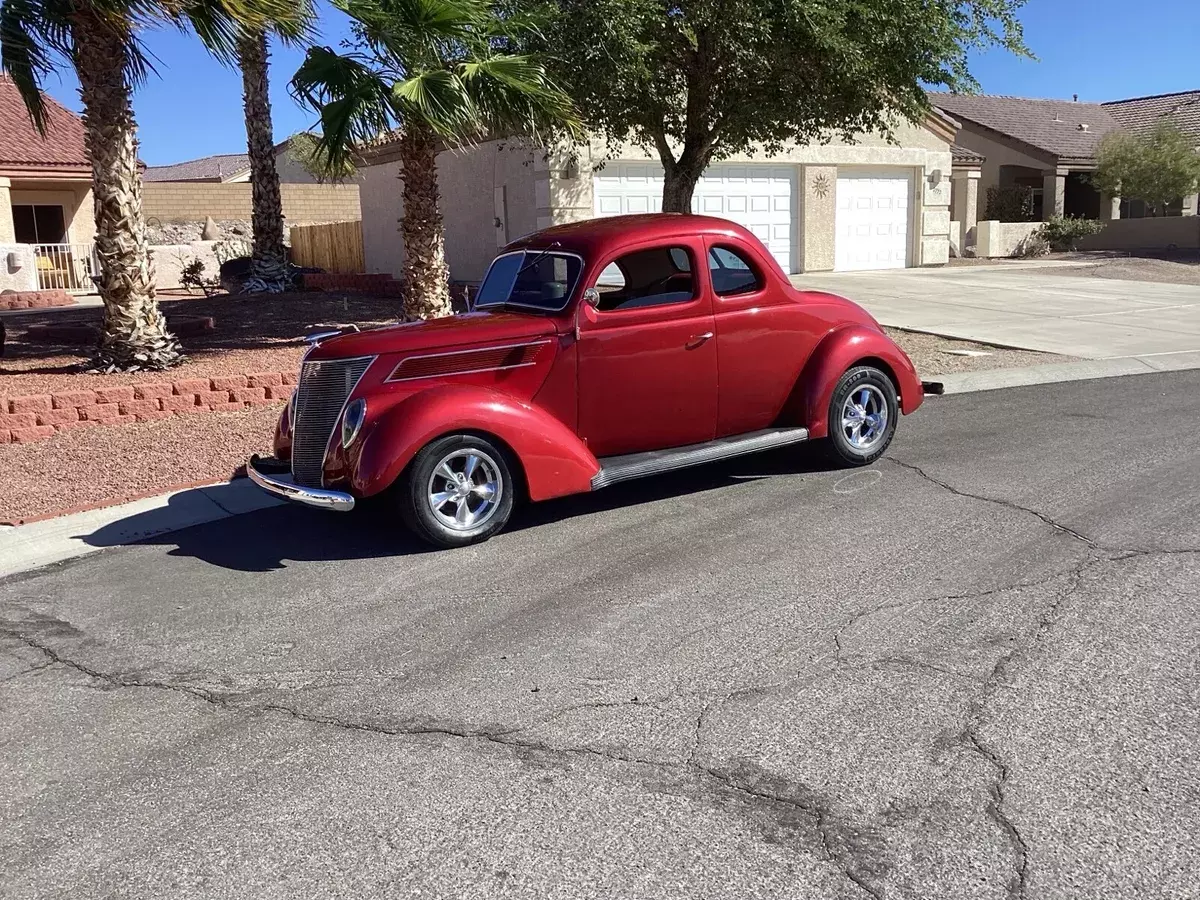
[291,0,580,319]
[0,0,302,370]
[235,6,314,292]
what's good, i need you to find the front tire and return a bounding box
[824,366,898,467]
[398,434,515,548]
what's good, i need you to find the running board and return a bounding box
[591,427,810,490]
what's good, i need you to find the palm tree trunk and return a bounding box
[398,126,452,318]
[238,30,289,292]
[71,11,181,371]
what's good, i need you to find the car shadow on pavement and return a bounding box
[83,445,840,572]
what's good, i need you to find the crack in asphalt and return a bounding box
[886,457,1097,547]
[957,554,1095,900]
[0,659,54,684]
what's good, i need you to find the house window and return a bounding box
[12,205,67,244]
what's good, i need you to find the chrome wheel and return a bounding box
[426,448,504,532]
[841,385,889,452]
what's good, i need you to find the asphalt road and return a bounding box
[2,371,1198,900]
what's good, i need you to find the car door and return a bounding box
[576,239,718,458]
[706,240,828,436]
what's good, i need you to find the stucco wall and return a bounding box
[149,241,220,290]
[9,184,95,244]
[143,182,361,225]
[273,150,322,184]
[952,123,1054,211]
[0,243,38,292]
[976,220,1042,257]
[1077,216,1200,251]
[359,140,541,282]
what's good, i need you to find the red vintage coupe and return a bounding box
[249,215,926,547]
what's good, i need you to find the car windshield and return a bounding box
[474,250,583,312]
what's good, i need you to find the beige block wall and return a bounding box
[359,140,541,282]
[143,182,361,225]
[800,166,838,271]
[1077,216,1200,251]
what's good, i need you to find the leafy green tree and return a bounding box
[0,0,304,370]
[291,0,580,319]
[544,0,1029,211]
[1092,122,1200,217]
[285,131,359,182]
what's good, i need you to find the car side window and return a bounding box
[708,245,762,296]
[592,246,696,312]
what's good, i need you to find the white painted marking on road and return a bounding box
[834,470,883,494]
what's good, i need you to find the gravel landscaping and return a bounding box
[883,327,1063,375]
[0,405,281,523]
[1039,251,1200,285]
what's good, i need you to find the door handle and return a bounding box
[687,331,715,349]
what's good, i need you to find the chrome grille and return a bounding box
[291,356,374,486]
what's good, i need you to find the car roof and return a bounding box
[503,214,758,261]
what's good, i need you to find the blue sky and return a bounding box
[31,0,1200,167]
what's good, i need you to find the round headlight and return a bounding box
[341,398,366,448]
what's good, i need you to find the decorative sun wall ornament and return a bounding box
[812,173,831,198]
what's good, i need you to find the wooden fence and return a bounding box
[289,220,365,274]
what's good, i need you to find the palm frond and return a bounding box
[169,0,314,62]
[0,0,69,130]
[458,53,581,142]
[290,45,399,168]
[392,67,477,137]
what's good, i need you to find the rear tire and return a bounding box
[398,434,515,548]
[824,366,898,467]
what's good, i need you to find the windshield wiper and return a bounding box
[514,241,561,280]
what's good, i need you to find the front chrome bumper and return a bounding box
[247,454,356,512]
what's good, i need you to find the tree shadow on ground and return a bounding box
[83,446,841,573]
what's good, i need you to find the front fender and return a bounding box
[795,326,923,439]
[351,384,600,501]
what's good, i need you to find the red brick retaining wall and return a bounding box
[1,371,295,444]
[0,290,74,310]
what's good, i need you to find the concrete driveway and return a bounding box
[2,371,1197,900]
[794,265,1200,361]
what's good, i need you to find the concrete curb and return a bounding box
[0,479,283,580]
[937,350,1200,394]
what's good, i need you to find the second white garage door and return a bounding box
[593,163,795,273]
[834,173,912,271]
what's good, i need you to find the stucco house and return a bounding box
[145,138,321,184]
[0,78,97,293]
[356,112,961,283]
[930,89,1200,232]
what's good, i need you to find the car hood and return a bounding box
[305,311,561,361]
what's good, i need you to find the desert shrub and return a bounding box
[985,184,1036,222]
[1013,230,1050,258]
[1039,216,1106,251]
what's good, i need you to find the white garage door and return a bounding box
[593,162,795,273]
[834,173,912,271]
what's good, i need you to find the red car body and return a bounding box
[250,215,923,541]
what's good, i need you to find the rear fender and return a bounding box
[351,384,600,501]
[790,326,923,438]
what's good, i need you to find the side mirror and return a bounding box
[582,287,600,308]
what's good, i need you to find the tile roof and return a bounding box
[0,77,89,169]
[1103,90,1200,140]
[144,152,251,182]
[927,92,1123,160]
[950,143,985,164]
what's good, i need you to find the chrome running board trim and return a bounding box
[591,427,810,490]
